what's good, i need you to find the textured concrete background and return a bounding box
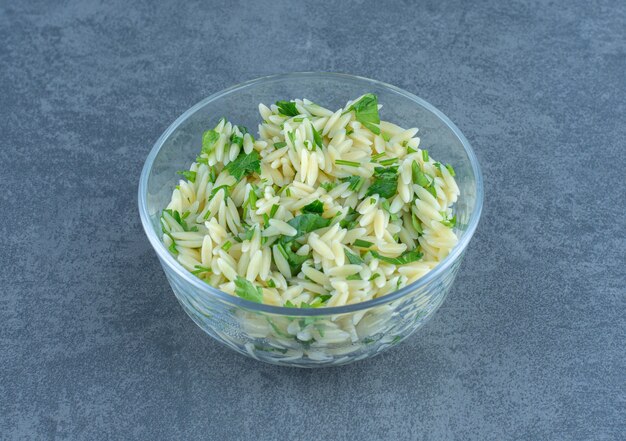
[1,0,624,440]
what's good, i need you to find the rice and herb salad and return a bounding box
[161,94,459,309]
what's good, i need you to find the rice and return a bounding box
[161,93,460,311]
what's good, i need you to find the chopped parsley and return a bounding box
[302,200,324,214]
[335,159,361,167]
[365,166,398,199]
[346,274,362,281]
[422,150,429,162]
[320,181,336,192]
[312,125,324,149]
[202,129,220,154]
[345,249,364,264]
[371,152,386,162]
[275,100,299,117]
[225,150,261,180]
[445,164,456,176]
[411,161,431,187]
[191,265,212,275]
[340,176,364,192]
[441,214,457,228]
[276,240,310,274]
[354,239,373,248]
[371,249,423,265]
[381,132,391,142]
[274,141,287,148]
[339,207,359,229]
[162,209,197,232]
[284,214,331,242]
[287,130,296,146]
[177,170,196,183]
[346,93,381,135]
[209,185,230,200]
[222,241,232,251]
[234,276,263,303]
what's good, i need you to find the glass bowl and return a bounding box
[138,72,483,367]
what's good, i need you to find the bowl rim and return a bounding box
[138,71,484,316]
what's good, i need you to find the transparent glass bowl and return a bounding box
[138,72,483,367]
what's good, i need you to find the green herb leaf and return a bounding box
[422,150,429,162]
[284,214,331,241]
[445,164,456,176]
[274,141,287,148]
[339,207,359,230]
[177,170,197,183]
[371,152,386,162]
[275,100,299,117]
[340,175,364,192]
[335,159,361,167]
[381,132,391,142]
[345,249,364,265]
[287,131,296,146]
[365,166,398,199]
[378,158,398,167]
[302,200,324,214]
[234,276,263,303]
[191,265,212,275]
[269,204,279,218]
[225,151,261,180]
[230,132,243,147]
[411,161,431,187]
[347,93,381,135]
[276,240,310,274]
[354,239,373,248]
[222,241,232,251]
[371,249,423,265]
[311,124,324,149]
[209,185,230,200]
[202,129,220,154]
[267,279,276,288]
[346,274,362,280]
[441,214,457,228]
[320,181,336,192]
[162,209,196,232]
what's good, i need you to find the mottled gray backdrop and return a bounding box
[1,0,624,440]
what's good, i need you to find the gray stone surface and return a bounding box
[1,0,624,439]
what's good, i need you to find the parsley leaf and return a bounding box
[284,214,331,241]
[162,209,197,232]
[225,151,261,180]
[354,239,373,248]
[320,181,336,192]
[339,207,359,229]
[276,240,310,274]
[441,214,457,228]
[234,276,263,303]
[312,124,324,149]
[445,164,456,176]
[347,93,381,135]
[411,161,431,187]
[345,249,364,265]
[365,166,398,199]
[340,176,364,192]
[202,129,220,154]
[275,100,299,116]
[371,249,423,265]
[274,141,287,148]
[177,170,196,183]
[302,200,324,214]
